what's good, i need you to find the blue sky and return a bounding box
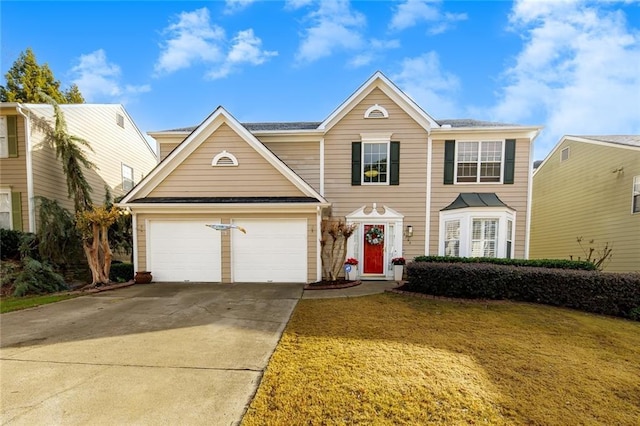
[2,0,639,160]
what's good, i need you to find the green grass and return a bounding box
[0,294,78,313]
[243,294,640,425]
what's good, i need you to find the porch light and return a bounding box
[405,225,413,237]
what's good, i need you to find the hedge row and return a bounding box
[413,255,596,271]
[404,262,640,320]
[109,262,134,282]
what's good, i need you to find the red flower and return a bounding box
[344,257,359,266]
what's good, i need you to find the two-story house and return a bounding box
[530,135,640,272]
[0,103,158,232]
[119,72,541,283]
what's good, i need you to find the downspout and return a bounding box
[16,104,35,233]
[316,205,322,282]
[132,211,138,273]
[524,129,541,259]
[425,134,433,255]
[319,137,325,196]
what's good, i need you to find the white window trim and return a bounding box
[439,208,515,258]
[0,116,8,159]
[632,175,640,214]
[364,104,389,119]
[454,140,505,185]
[122,164,134,192]
[0,188,12,230]
[360,133,392,186]
[212,150,239,167]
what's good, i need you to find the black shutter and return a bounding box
[7,115,18,158]
[504,139,516,184]
[443,140,455,184]
[351,142,361,186]
[390,141,400,185]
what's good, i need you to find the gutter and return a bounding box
[15,104,35,233]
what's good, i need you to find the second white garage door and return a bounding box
[232,219,307,283]
[148,220,222,282]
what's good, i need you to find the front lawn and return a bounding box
[0,294,78,313]
[243,294,640,425]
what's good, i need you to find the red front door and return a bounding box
[363,224,385,274]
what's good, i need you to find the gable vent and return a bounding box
[116,113,125,128]
[364,104,389,119]
[212,150,239,167]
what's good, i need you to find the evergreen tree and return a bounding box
[0,48,84,103]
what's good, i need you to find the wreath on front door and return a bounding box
[365,226,384,245]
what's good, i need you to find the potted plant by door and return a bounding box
[391,257,406,281]
[344,258,359,281]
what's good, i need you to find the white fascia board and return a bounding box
[117,202,329,214]
[431,126,542,139]
[147,131,191,138]
[318,71,439,132]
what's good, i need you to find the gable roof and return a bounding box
[534,134,640,175]
[318,71,440,132]
[120,106,328,205]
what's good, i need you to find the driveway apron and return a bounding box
[0,283,303,425]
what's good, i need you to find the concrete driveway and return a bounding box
[0,283,303,425]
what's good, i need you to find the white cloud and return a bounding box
[155,8,277,79]
[155,8,225,74]
[491,0,640,159]
[224,0,256,15]
[70,49,150,104]
[389,0,467,34]
[391,52,461,118]
[347,38,400,68]
[295,0,366,63]
[208,29,278,79]
[285,0,315,10]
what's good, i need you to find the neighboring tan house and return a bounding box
[530,135,640,272]
[0,103,158,232]
[120,72,541,283]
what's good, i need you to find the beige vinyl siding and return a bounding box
[149,123,305,198]
[159,142,182,161]
[429,137,531,258]
[262,140,320,192]
[530,140,640,272]
[28,105,157,215]
[0,112,28,230]
[135,212,318,282]
[323,88,428,261]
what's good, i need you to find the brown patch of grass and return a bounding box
[243,294,640,425]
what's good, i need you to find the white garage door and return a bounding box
[148,220,222,282]
[232,219,307,283]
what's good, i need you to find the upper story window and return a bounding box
[363,142,388,184]
[122,164,134,192]
[633,176,640,214]
[0,116,8,158]
[456,141,503,183]
[444,139,515,185]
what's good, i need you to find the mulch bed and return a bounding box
[304,280,362,290]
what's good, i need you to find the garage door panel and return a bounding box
[232,219,307,283]
[148,221,221,282]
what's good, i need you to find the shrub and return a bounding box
[412,255,596,271]
[12,257,69,297]
[0,229,23,260]
[404,262,640,320]
[109,262,134,282]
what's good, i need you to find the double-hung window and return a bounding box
[122,164,134,192]
[0,190,12,229]
[471,219,498,257]
[456,141,503,183]
[633,176,640,214]
[444,220,460,256]
[0,116,8,158]
[363,142,388,184]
